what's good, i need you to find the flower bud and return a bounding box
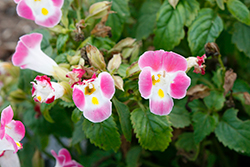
[126,61,140,78]
[88,1,111,19]
[112,75,124,91]
[168,0,179,9]
[107,53,121,72]
[109,38,136,53]
[86,45,106,71]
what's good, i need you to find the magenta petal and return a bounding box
[84,100,112,123]
[35,9,62,28]
[51,150,64,165]
[170,71,191,99]
[99,72,115,99]
[163,51,187,73]
[52,0,64,7]
[12,41,29,67]
[20,33,43,49]
[1,106,13,126]
[58,148,72,163]
[138,67,153,99]
[16,1,35,20]
[72,86,85,111]
[138,50,165,72]
[149,95,174,116]
[5,120,25,142]
[5,134,18,153]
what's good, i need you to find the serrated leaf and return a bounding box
[188,8,223,56]
[112,97,132,141]
[59,101,75,108]
[40,102,57,123]
[227,0,250,25]
[188,99,208,113]
[192,111,219,144]
[71,108,82,123]
[215,108,250,153]
[204,91,225,112]
[232,22,250,58]
[131,108,173,151]
[126,146,142,167]
[136,0,161,40]
[216,0,225,10]
[82,116,121,151]
[169,98,191,128]
[106,0,130,41]
[71,117,85,145]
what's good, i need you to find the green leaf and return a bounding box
[112,97,132,142]
[181,0,200,27]
[126,146,142,167]
[169,98,191,128]
[215,108,250,153]
[71,117,85,145]
[212,68,223,89]
[131,108,173,151]
[188,8,223,56]
[204,91,225,112]
[82,116,121,151]
[106,0,130,41]
[192,111,219,144]
[17,69,38,94]
[40,102,57,123]
[216,0,225,10]
[188,99,208,113]
[233,79,250,93]
[136,0,161,40]
[71,108,82,123]
[232,22,250,58]
[56,34,69,53]
[61,0,74,28]
[227,0,250,25]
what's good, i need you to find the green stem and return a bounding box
[138,101,146,112]
[218,54,225,72]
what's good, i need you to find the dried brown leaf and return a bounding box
[223,69,237,96]
[187,84,210,101]
[243,92,250,105]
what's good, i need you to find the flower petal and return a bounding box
[138,67,153,99]
[5,134,18,153]
[99,72,115,99]
[163,51,187,73]
[149,91,174,116]
[16,1,35,20]
[72,86,85,111]
[1,106,13,126]
[51,150,64,166]
[83,98,112,123]
[5,120,25,142]
[35,8,62,28]
[0,151,21,167]
[58,148,72,163]
[12,33,58,76]
[52,0,64,8]
[138,50,165,72]
[170,71,191,99]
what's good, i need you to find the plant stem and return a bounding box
[218,54,226,72]
[138,101,146,112]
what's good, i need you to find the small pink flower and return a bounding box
[0,150,21,167]
[0,106,25,153]
[14,0,64,27]
[138,50,191,115]
[12,33,59,76]
[51,148,83,167]
[73,72,115,123]
[66,68,86,88]
[187,54,207,75]
[31,75,65,104]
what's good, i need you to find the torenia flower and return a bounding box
[186,54,207,75]
[51,148,83,167]
[0,106,25,153]
[0,151,21,167]
[14,0,63,27]
[31,75,65,103]
[138,50,191,115]
[12,33,68,81]
[73,72,115,123]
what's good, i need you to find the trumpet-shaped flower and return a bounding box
[51,148,83,167]
[138,50,191,115]
[31,75,65,103]
[14,0,63,27]
[0,151,21,167]
[12,33,58,76]
[0,106,25,153]
[73,72,115,123]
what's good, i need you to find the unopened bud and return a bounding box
[88,1,111,19]
[70,55,81,65]
[107,53,121,72]
[86,45,106,71]
[112,75,124,91]
[168,0,179,9]
[53,66,70,81]
[109,38,136,53]
[126,61,140,78]
[59,81,73,102]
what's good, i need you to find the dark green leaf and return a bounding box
[188,99,208,113]
[126,146,142,167]
[71,117,85,145]
[40,102,57,123]
[136,0,161,40]
[212,68,223,89]
[216,0,225,10]
[215,108,250,153]
[204,91,225,112]
[233,79,250,93]
[232,22,250,58]
[131,108,173,151]
[112,97,132,142]
[181,0,200,27]
[188,8,223,56]
[192,111,219,143]
[169,98,191,128]
[82,116,121,151]
[227,0,250,25]
[56,34,69,53]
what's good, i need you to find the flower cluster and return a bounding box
[186,54,207,75]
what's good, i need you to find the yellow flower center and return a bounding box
[92,97,99,105]
[85,84,96,95]
[41,8,49,15]
[37,96,42,102]
[16,142,21,148]
[158,89,164,98]
[152,74,161,85]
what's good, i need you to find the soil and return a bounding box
[0,0,40,61]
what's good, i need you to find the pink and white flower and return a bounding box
[51,148,83,167]
[186,54,207,75]
[66,68,85,88]
[73,72,115,123]
[138,50,191,115]
[12,33,58,76]
[0,106,25,153]
[31,75,65,104]
[14,0,64,27]
[0,151,21,167]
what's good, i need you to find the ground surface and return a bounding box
[0,0,40,61]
